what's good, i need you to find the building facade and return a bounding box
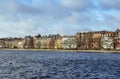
[101,31,114,50]
[39,36,48,49]
[48,34,62,49]
[62,36,77,49]
[0,38,5,48]
[33,35,41,49]
[54,38,62,49]
[24,36,33,49]
[115,29,120,50]
[91,31,102,50]
[76,32,92,50]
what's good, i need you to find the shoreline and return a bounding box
[0,48,120,53]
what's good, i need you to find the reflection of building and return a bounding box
[115,29,120,50]
[101,31,114,50]
[24,36,33,49]
[62,36,77,49]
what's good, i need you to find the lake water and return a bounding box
[0,50,120,79]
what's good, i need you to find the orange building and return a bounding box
[76,32,92,50]
[91,31,102,50]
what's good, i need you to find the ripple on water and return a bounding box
[0,50,119,79]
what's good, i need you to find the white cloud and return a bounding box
[64,11,97,26]
[61,0,94,11]
[0,0,119,37]
[100,0,120,9]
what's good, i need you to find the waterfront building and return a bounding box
[48,34,62,49]
[0,29,120,50]
[91,31,102,50]
[24,36,33,49]
[54,39,62,49]
[33,34,41,49]
[76,32,92,50]
[0,38,5,48]
[62,36,77,49]
[4,39,9,48]
[18,39,24,49]
[115,29,120,50]
[18,41,24,49]
[101,31,114,50]
[76,31,101,50]
[54,38,62,49]
[39,36,48,49]
[47,38,52,49]
[8,38,23,49]
[6,38,14,48]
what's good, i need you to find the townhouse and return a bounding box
[62,36,77,49]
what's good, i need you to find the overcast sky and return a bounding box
[0,0,120,37]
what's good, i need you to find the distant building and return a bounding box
[54,37,62,49]
[62,36,77,49]
[33,34,41,49]
[0,38,5,48]
[11,38,22,48]
[6,38,14,48]
[91,31,102,50]
[48,34,62,49]
[76,31,102,50]
[76,32,92,50]
[24,36,33,49]
[18,39,24,49]
[101,31,114,50]
[54,39,62,49]
[4,39,9,48]
[0,29,120,50]
[115,29,120,50]
[39,34,62,49]
[39,36,48,49]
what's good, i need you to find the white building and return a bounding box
[101,37,114,49]
[62,36,77,49]
[101,32,114,50]
[18,41,24,49]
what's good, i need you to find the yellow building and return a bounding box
[33,36,41,49]
[54,39,62,49]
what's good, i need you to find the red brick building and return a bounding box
[114,29,120,50]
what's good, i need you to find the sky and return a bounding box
[0,0,120,37]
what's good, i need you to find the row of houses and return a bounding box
[76,29,120,50]
[0,34,77,49]
[0,29,120,50]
